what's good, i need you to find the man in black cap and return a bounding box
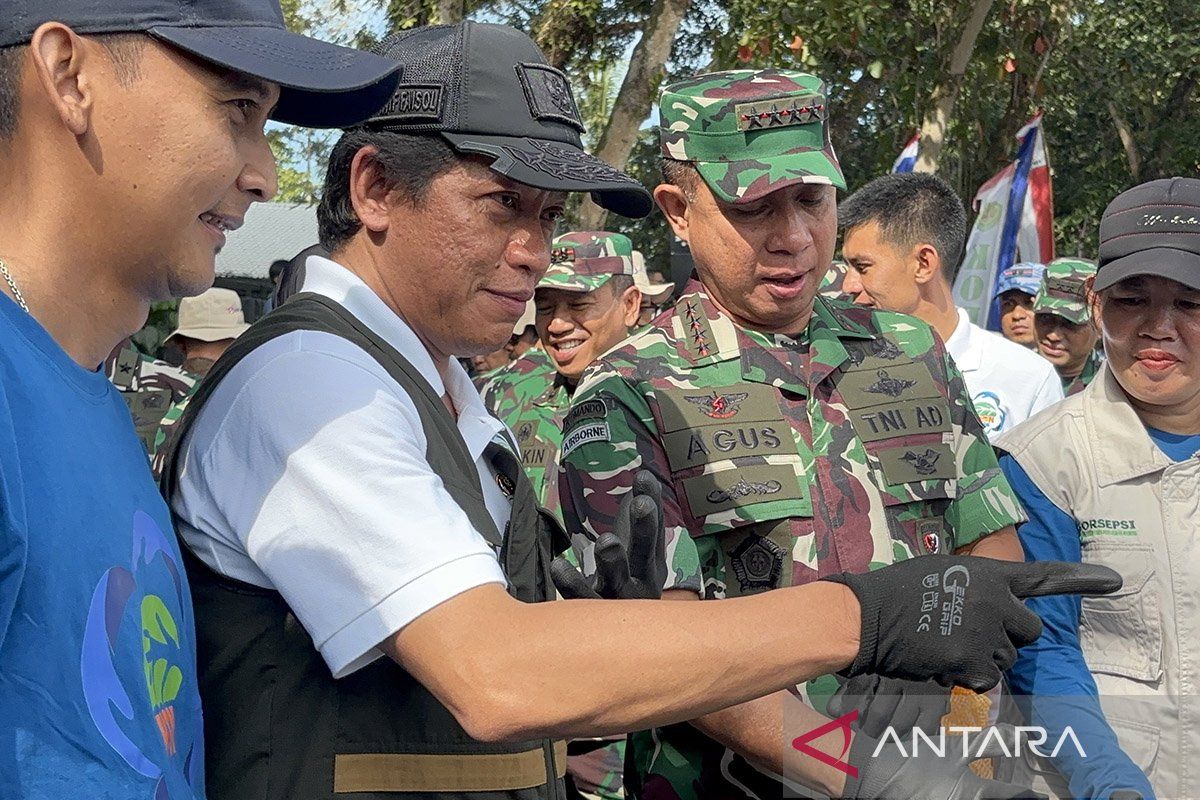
[163,21,1121,800]
[0,2,397,797]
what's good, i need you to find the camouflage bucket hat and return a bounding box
[1033,257,1098,325]
[658,68,845,204]
[538,231,637,293]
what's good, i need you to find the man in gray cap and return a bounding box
[0,0,398,797]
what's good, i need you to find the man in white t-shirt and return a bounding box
[840,173,1063,439]
[165,28,1116,800]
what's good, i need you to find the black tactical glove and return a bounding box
[551,470,666,600]
[828,674,952,740]
[841,724,1045,800]
[822,556,1121,692]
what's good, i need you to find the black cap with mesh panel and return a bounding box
[363,22,652,219]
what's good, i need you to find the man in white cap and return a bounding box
[166,286,252,377]
[632,250,675,326]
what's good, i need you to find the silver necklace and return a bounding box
[0,258,29,313]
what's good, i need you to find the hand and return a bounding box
[828,674,951,740]
[842,724,1045,799]
[822,556,1121,692]
[551,470,666,600]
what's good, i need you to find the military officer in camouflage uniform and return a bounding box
[105,338,197,456]
[481,231,644,800]
[1032,257,1104,396]
[559,69,1031,800]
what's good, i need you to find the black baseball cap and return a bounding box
[0,0,402,128]
[363,22,653,219]
[1096,177,1200,292]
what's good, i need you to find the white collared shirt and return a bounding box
[944,307,1064,439]
[172,256,509,678]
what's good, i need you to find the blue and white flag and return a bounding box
[953,114,1055,328]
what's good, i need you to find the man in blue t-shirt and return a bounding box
[0,3,398,797]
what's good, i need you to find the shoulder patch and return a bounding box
[561,420,610,457]
[563,396,611,431]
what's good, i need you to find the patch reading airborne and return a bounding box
[561,422,610,457]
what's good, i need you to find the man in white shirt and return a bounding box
[839,173,1063,439]
[164,25,1116,800]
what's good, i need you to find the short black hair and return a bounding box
[839,173,967,280]
[268,259,289,280]
[0,35,143,141]
[316,129,460,253]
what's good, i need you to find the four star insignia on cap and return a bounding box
[734,96,827,132]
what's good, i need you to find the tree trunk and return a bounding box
[577,0,693,230]
[1105,99,1141,182]
[534,0,603,71]
[435,0,464,24]
[914,0,996,173]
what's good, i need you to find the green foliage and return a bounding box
[268,0,1198,262]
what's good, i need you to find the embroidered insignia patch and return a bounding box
[730,535,785,591]
[866,368,918,398]
[900,448,942,476]
[684,391,749,419]
[706,478,783,504]
[515,63,584,130]
[371,83,444,123]
[561,421,610,457]
[733,94,827,132]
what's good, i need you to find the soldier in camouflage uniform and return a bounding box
[1032,257,1104,396]
[481,230,644,800]
[559,70,1030,800]
[105,338,197,458]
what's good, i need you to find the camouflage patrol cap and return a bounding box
[1033,257,1098,325]
[819,260,850,298]
[537,231,637,293]
[658,69,845,204]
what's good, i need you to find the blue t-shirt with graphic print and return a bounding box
[0,294,204,799]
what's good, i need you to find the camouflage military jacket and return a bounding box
[105,343,197,456]
[1063,348,1104,397]
[480,348,571,523]
[559,281,1024,800]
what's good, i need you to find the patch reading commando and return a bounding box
[563,397,609,430]
[866,368,918,398]
[706,478,783,504]
[730,535,785,591]
[685,391,749,420]
[901,448,942,476]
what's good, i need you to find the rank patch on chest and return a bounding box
[839,361,941,408]
[685,391,749,419]
[656,383,781,432]
[730,535,785,591]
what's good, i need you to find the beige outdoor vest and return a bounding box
[997,365,1200,799]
